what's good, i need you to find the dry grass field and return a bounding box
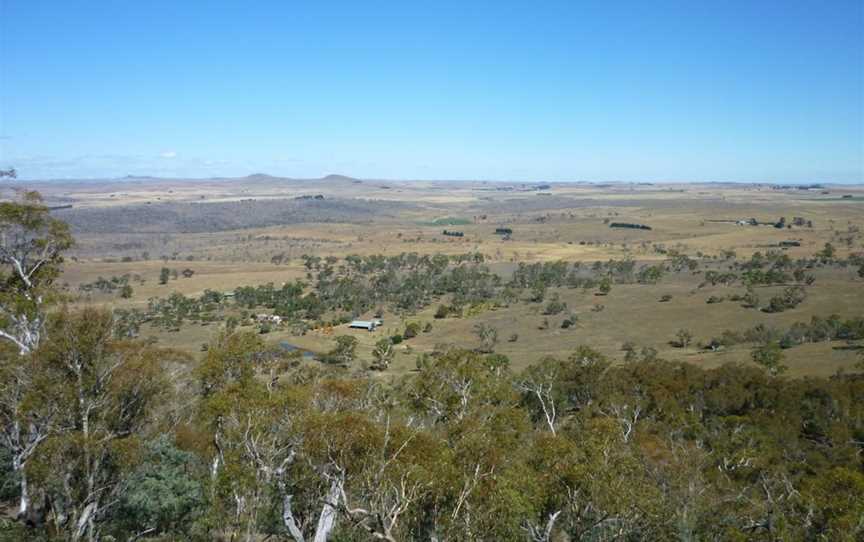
[37,175,863,377]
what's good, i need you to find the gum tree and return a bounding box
[34,308,168,541]
[0,170,73,520]
[0,187,73,354]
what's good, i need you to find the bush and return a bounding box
[120,284,134,298]
[114,436,205,539]
[659,294,673,302]
[403,322,421,339]
[742,288,760,308]
[640,346,659,362]
[764,285,807,313]
[751,342,787,376]
[674,328,693,348]
[543,296,566,315]
[637,265,664,284]
[323,335,358,365]
[597,278,612,296]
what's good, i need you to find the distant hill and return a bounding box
[242,173,361,183]
[123,175,157,180]
[245,173,285,181]
[242,173,360,182]
[320,174,360,182]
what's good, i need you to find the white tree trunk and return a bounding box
[282,494,306,542]
[18,468,29,518]
[11,451,30,520]
[313,473,344,542]
[72,501,96,542]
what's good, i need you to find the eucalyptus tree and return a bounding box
[0,190,73,354]
[473,323,498,354]
[371,337,395,370]
[0,344,60,519]
[33,308,168,541]
[516,358,564,435]
[0,175,73,520]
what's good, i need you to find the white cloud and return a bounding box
[160,151,177,159]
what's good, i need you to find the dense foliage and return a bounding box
[1,332,862,541]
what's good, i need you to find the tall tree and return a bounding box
[0,174,73,520]
[0,190,73,354]
[0,344,60,519]
[34,308,167,541]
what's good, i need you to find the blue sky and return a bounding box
[1,1,862,182]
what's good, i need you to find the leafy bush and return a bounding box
[113,436,204,538]
[543,295,566,315]
[764,286,807,313]
[403,322,421,339]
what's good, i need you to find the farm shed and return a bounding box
[349,319,383,331]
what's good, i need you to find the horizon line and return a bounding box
[7,171,861,186]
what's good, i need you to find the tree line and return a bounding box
[1,328,862,541]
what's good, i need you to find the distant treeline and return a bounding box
[708,314,864,351]
[609,222,652,230]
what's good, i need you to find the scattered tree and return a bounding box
[674,328,693,348]
[325,335,358,366]
[751,341,787,376]
[473,323,498,353]
[597,277,612,296]
[371,338,394,371]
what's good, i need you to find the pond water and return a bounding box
[279,341,316,358]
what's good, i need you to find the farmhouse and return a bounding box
[349,319,382,331]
